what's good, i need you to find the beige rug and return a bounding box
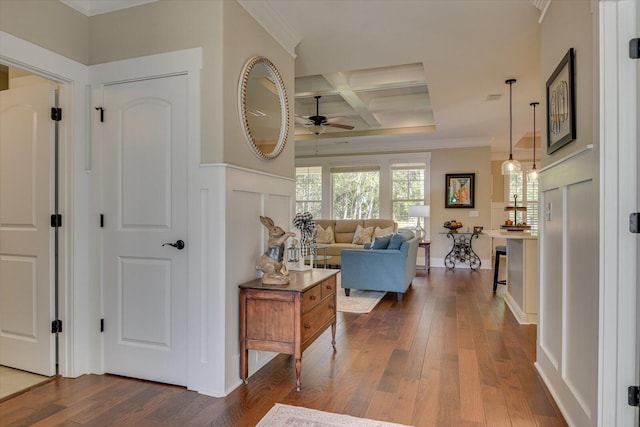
[256,403,412,427]
[336,288,386,314]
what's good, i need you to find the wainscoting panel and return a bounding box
[186,163,294,397]
[563,179,598,418]
[539,187,563,369]
[536,147,598,427]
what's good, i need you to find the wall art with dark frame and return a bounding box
[445,173,475,209]
[546,47,576,154]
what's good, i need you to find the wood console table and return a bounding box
[239,268,339,391]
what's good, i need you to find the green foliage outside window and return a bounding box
[331,170,379,219]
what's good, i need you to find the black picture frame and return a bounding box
[546,48,576,154]
[445,173,475,209]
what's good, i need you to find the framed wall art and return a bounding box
[546,47,576,154]
[445,173,475,208]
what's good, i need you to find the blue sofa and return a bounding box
[340,230,419,301]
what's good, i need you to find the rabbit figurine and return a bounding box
[257,216,296,285]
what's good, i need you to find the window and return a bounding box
[295,166,322,218]
[331,166,380,219]
[391,163,425,229]
[506,171,539,231]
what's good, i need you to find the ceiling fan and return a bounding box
[296,95,354,135]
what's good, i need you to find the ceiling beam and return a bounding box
[322,72,381,127]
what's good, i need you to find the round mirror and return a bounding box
[238,56,290,160]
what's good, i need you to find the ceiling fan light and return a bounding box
[308,124,326,135]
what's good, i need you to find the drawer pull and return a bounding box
[309,295,317,300]
[326,284,332,289]
[304,323,311,329]
[328,304,335,309]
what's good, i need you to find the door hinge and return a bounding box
[51,214,62,228]
[629,385,640,407]
[100,318,104,333]
[630,213,639,233]
[100,214,104,228]
[630,38,640,59]
[51,319,63,334]
[51,107,62,122]
[95,107,104,122]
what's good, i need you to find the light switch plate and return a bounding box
[469,211,479,217]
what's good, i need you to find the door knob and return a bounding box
[162,240,185,250]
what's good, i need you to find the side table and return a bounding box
[418,241,431,273]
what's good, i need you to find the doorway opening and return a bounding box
[0,64,60,396]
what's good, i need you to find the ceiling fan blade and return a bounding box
[327,123,354,130]
[326,116,347,123]
[295,116,312,125]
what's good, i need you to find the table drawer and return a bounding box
[301,298,335,342]
[302,285,322,313]
[320,276,336,299]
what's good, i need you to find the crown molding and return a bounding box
[58,0,159,16]
[532,0,551,23]
[237,0,300,58]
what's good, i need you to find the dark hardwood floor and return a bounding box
[0,268,566,427]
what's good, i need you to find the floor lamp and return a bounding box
[408,205,430,242]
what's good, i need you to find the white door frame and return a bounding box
[89,48,202,390]
[598,0,638,425]
[0,31,90,378]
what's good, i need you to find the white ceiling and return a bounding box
[241,0,544,158]
[59,0,544,159]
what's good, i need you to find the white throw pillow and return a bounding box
[373,225,394,238]
[352,224,374,244]
[315,225,335,244]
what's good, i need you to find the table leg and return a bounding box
[295,358,302,392]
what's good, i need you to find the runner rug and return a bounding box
[256,403,412,427]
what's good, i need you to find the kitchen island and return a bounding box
[485,229,538,324]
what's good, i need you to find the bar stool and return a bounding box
[493,245,507,292]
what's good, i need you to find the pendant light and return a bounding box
[527,102,539,182]
[501,79,521,175]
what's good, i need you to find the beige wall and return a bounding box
[89,0,294,172]
[0,0,89,64]
[540,0,598,166]
[2,0,294,173]
[429,146,492,263]
[89,0,224,165]
[221,0,295,176]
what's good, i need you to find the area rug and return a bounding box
[336,288,386,314]
[256,403,412,427]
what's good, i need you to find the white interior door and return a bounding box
[101,74,188,386]
[0,82,55,376]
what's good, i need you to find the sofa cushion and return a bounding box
[373,225,394,238]
[364,219,396,231]
[371,234,392,249]
[325,243,361,257]
[387,229,415,250]
[333,219,363,243]
[315,224,335,244]
[352,224,374,244]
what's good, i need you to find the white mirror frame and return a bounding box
[238,56,290,160]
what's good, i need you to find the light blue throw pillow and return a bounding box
[371,234,392,249]
[387,230,414,250]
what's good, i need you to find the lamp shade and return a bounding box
[408,205,430,218]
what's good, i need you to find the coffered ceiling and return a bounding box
[240,0,545,158]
